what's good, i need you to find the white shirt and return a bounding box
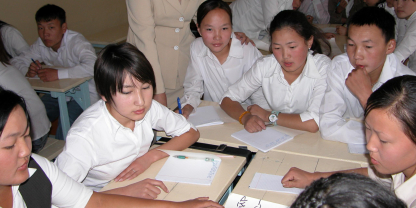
[181,34,268,110]
[13,154,93,208]
[221,52,330,126]
[55,99,195,191]
[319,53,415,144]
[230,0,293,40]
[298,0,330,24]
[368,167,416,208]
[1,25,29,57]
[395,11,416,72]
[0,64,50,140]
[10,30,99,104]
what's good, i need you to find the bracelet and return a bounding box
[239,111,250,125]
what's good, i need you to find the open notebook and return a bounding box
[231,128,293,152]
[188,106,224,127]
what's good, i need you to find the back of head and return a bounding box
[197,0,232,26]
[0,86,30,136]
[291,173,407,208]
[348,7,395,43]
[35,4,66,25]
[94,43,156,104]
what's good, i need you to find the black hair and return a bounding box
[94,43,156,104]
[365,75,416,145]
[347,7,395,43]
[197,0,232,26]
[35,4,66,25]
[0,86,31,137]
[269,10,331,56]
[291,173,407,208]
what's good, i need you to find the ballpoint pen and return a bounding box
[177,97,182,114]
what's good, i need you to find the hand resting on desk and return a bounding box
[104,178,169,199]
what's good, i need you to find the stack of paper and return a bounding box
[224,193,289,208]
[249,173,304,194]
[231,128,293,152]
[188,106,224,127]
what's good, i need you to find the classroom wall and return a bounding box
[0,0,127,44]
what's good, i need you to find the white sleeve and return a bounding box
[182,41,204,110]
[312,0,330,24]
[32,154,93,208]
[394,20,416,63]
[260,0,283,29]
[10,41,43,75]
[2,26,29,57]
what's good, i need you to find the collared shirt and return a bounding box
[10,30,99,104]
[12,154,92,208]
[395,11,416,72]
[221,52,330,126]
[299,0,330,24]
[1,25,29,58]
[0,64,50,140]
[181,34,268,110]
[319,53,415,144]
[230,0,292,39]
[55,100,195,191]
[368,167,416,208]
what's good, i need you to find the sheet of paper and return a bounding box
[155,150,221,185]
[188,106,224,127]
[329,38,343,58]
[231,128,293,152]
[249,173,304,194]
[321,27,337,33]
[224,193,288,208]
[348,143,369,154]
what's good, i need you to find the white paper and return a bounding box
[249,173,304,194]
[329,38,343,58]
[188,106,224,127]
[348,143,369,154]
[321,27,337,33]
[155,150,221,185]
[224,193,288,208]
[231,128,293,152]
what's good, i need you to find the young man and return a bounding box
[11,4,98,140]
[319,7,416,145]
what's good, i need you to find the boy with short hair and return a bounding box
[11,4,98,140]
[319,7,416,144]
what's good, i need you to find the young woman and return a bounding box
[282,75,416,207]
[179,0,267,118]
[55,43,200,199]
[220,10,331,133]
[0,87,222,208]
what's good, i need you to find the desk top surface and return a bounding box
[27,77,92,92]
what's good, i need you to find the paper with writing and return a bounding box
[224,193,288,208]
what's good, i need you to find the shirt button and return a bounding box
[179,17,184,22]
[174,46,179,50]
[175,28,180,33]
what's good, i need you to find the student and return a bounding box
[10,4,98,140]
[283,75,416,208]
[298,0,330,24]
[0,20,29,58]
[328,0,366,24]
[394,0,416,72]
[291,173,407,208]
[220,10,331,133]
[319,7,416,144]
[55,43,199,199]
[0,28,50,153]
[0,87,222,208]
[179,0,267,118]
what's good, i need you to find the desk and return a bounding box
[28,77,92,139]
[101,148,246,202]
[85,23,129,49]
[230,151,363,206]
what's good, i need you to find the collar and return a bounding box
[12,167,37,194]
[198,33,244,59]
[406,11,416,24]
[376,54,395,87]
[37,30,69,52]
[302,52,322,79]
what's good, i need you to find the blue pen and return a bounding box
[31,58,37,65]
[177,97,182,114]
[336,1,341,7]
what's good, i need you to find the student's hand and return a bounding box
[247,104,269,122]
[115,156,152,182]
[242,114,266,133]
[345,67,373,108]
[336,26,347,36]
[26,60,42,77]
[177,197,224,208]
[175,104,194,119]
[281,167,317,188]
[118,178,169,199]
[306,15,314,24]
[324,32,335,39]
[234,32,255,46]
[38,68,58,82]
[336,0,348,14]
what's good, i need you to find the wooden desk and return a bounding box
[85,23,129,49]
[230,151,363,206]
[28,77,92,139]
[101,148,246,202]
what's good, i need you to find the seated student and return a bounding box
[220,10,331,133]
[394,0,416,72]
[319,7,416,144]
[291,173,407,208]
[179,0,268,118]
[0,28,50,153]
[10,4,98,140]
[229,0,302,51]
[55,43,199,199]
[0,20,29,58]
[283,75,416,208]
[298,0,330,24]
[0,87,222,208]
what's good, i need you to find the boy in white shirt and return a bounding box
[11,4,98,140]
[320,7,416,144]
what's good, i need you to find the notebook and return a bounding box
[188,106,224,127]
[231,128,293,152]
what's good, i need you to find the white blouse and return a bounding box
[395,11,416,72]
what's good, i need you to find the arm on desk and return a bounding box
[10,42,43,76]
[103,178,168,199]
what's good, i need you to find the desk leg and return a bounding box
[51,92,70,139]
[71,81,91,110]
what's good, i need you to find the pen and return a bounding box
[336,1,341,7]
[31,58,41,70]
[177,97,182,114]
[173,155,215,162]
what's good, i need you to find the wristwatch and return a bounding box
[268,111,280,126]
